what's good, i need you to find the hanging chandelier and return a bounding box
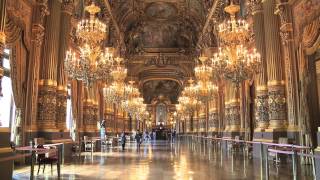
[194,56,218,102]
[212,2,261,86]
[65,3,112,86]
[120,81,147,119]
[178,79,202,114]
[195,81,218,102]
[121,81,139,113]
[103,58,128,105]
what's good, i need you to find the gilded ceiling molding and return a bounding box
[196,0,221,49]
[102,0,126,55]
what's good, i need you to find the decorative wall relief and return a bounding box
[255,94,269,123]
[293,0,320,40]
[268,89,287,121]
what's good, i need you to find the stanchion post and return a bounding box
[292,150,298,180]
[311,150,316,180]
[57,148,61,179]
[260,143,264,179]
[265,146,269,180]
[31,150,35,180]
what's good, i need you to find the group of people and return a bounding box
[120,130,159,151]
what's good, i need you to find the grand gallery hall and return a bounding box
[0,0,319,179]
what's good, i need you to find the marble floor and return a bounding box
[13,140,314,180]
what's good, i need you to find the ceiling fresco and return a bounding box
[142,80,181,104]
[145,2,178,20]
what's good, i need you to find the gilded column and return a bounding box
[229,83,241,132]
[25,0,48,131]
[275,0,299,131]
[83,98,93,132]
[211,98,219,132]
[250,0,269,131]
[0,0,6,97]
[263,0,287,131]
[224,81,231,132]
[37,0,61,131]
[92,100,99,134]
[56,0,74,131]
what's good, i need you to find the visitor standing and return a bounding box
[121,131,126,151]
[153,131,156,141]
[135,130,142,150]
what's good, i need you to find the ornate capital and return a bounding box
[275,0,293,32]
[31,24,45,47]
[0,31,6,45]
[35,0,49,25]
[62,0,74,15]
[249,0,264,15]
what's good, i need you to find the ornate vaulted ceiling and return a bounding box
[74,0,219,104]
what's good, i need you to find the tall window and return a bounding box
[66,85,72,129]
[66,84,76,140]
[0,49,15,129]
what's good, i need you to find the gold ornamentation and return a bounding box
[38,79,57,86]
[0,31,6,44]
[65,3,112,86]
[212,2,261,86]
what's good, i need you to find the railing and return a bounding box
[179,134,317,180]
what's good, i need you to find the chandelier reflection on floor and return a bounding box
[64,3,112,86]
[212,2,261,86]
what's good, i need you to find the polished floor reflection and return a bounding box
[13,140,313,180]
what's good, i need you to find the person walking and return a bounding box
[121,131,126,151]
[135,130,142,150]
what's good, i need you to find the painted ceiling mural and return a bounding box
[142,80,181,104]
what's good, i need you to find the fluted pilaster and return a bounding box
[210,98,219,132]
[56,0,74,131]
[37,0,62,130]
[250,0,269,131]
[263,0,287,131]
[224,81,231,132]
[83,99,94,132]
[25,1,49,131]
[228,83,241,132]
[275,0,299,131]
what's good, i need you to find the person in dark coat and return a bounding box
[135,130,142,150]
[121,131,126,151]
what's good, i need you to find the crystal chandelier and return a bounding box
[103,58,128,105]
[195,81,218,102]
[121,81,139,113]
[178,79,202,114]
[195,56,213,82]
[194,56,218,102]
[212,2,261,86]
[65,3,112,86]
[110,57,127,82]
[103,81,126,105]
[121,81,147,119]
